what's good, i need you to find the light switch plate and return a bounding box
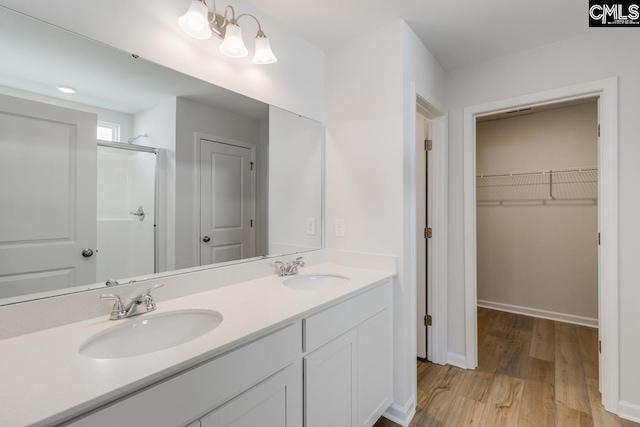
[335,219,345,237]
[306,218,316,235]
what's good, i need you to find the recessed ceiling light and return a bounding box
[56,85,77,94]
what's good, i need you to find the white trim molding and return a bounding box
[447,352,467,369]
[477,300,598,328]
[618,401,640,424]
[383,396,417,427]
[463,78,619,411]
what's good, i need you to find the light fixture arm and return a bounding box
[223,5,237,24]
[193,0,229,39]
[236,13,264,34]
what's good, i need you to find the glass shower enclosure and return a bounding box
[96,141,157,284]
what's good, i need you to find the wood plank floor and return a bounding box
[374,308,638,427]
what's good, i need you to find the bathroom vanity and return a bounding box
[0,7,394,427]
[0,262,394,427]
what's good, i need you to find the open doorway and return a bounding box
[463,78,619,412]
[475,98,599,327]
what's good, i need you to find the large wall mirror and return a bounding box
[0,7,323,306]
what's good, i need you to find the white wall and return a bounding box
[268,106,322,255]
[446,30,640,412]
[476,102,598,321]
[325,19,446,420]
[0,0,324,122]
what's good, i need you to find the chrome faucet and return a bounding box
[100,283,164,320]
[274,257,305,276]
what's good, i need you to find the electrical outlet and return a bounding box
[335,219,345,237]
[306,218,316,235]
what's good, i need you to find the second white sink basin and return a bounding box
[283,274,349,291]
[79,309,223,359]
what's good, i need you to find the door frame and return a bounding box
[462,77,619,411]
[196,133,257,264]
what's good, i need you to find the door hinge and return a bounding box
[424,227,432,239]
[425,315,432,326]
[599,340,601,353]
[597,124,600,137]
[250,219,253,227]
[598,232,601,245]
[425,139,433,151]
[250,161,254,171]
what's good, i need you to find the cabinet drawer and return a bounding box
[65,323,300,427]
[303,280,391,353]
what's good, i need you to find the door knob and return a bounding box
[202,236,211,243]
[82,248,94,257]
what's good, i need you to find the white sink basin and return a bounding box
[79,309,223,359]
[283,274,349,291]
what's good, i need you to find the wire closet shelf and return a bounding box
[476,166,598,204]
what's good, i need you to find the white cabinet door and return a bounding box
[0,93,97,299]
[357,309,393,427]
[304,329,357,427]
[200,366,298,427]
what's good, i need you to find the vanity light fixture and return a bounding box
[179,0,277,64]
[56,85,77,94]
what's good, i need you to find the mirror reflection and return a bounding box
[0,7,323,305]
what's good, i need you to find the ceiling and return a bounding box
[245,0,590,71]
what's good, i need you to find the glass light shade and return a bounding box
[252,36,277,64]
[219,23,248,58]
[178,0,212,40]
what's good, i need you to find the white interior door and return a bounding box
[200,139,255,265]
[0,93,97,300]
[416,115,428,359]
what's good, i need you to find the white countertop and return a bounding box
[0,263,393,427]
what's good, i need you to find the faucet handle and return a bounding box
[143,283,164,297]
[100,293,122,304]
[274,261,286,276]
[139,283,163,311]
[100,294,126,319]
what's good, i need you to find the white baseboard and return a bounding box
[477,300,598,328]
[382,396,416,427]
[447,352,469,369]
[619,401,640,423]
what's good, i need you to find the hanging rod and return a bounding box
[476,166,597,179]
[476,166,598,202]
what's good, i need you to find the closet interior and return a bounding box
[475,98,599,326]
